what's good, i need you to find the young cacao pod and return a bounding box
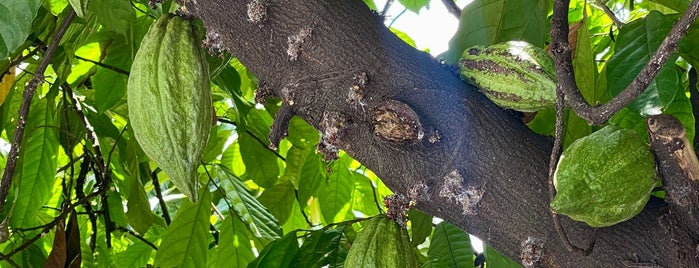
[458,41,556,112]
[345,215,418,268]
[551,125,658,227]
[127,14,212,202]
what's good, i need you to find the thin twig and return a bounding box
[74,55,130,76]
[594,0,623,27]
[548,87,595,256]
[381,0,395,16]
[150,167,172,225]
[441,0,461,19]
[0,190,102,260]
[115,225,158,250]
[8,47,43,69]
[0,253,20,268]
[0,9,76,215]
[217,117,286,160]
[294,190,313,226]
[550,0,699,125]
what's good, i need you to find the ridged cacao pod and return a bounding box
[345,216,418,268]
[458,41,556,112]
[551,125,658,227]
[127,14,212,202]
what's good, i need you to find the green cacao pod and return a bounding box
[345,216,418,268]
[127,14,212,202]
[551,125,658,227]
[458,41,556,112]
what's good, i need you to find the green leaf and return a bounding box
[92,34,132,113]
[293,228,345,267]
[606,11,680,115]
[317,155,356,222]
[216,212,256,268]
[9,97,59,228]
[68,0,90,18]
[281,146,308,187]
[408,208,433,246]
[248,232,299,268]
[57,100,86,154]
[645,0,690,12]
[45,0,68,16]
[485,245,521,268]
[107,191,127,227]
[126,166,159,234]
[0,0,41,59]
[116,241,153,268]
[297,151,326,208]
[90,0,134,36]
[398,0,430,13]
[203,124,234,163]
[428,222,474,268]
[238,131,279,188]
[286,116,320,150]
[153,189,211,267]
[217,165,283,241]
[663,86,695,142]
[442,0,548,63]
[572,20,598,103]
[257,181,296,225]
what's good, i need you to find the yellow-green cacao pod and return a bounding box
[345,216,418,268]
[458,41,556,112]
[127,14,212,202]
[551,125,658,227]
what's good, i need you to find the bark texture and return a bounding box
[190,0,699,266]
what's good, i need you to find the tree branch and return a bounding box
[550,0,699,125]
[0,10,76,215]
[441,0,461,19]
[192,0,699,266]
[150,167,172,225]
[594,0,623,27]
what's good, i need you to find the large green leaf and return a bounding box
[428,222,474,268]
[442,0,548,63]
[9,97,59,228]
[217,165,283,241]
[485,245,521,268]
[257,181,296,225]
[116,241,153,268]
[89,0,134,36]
[286,116,320,150]
[92,21,143,113]
[606,11,680,115]
[317,155,356,222]
[0,0,41,59]
[153,189,211,267]
[248,232,299,268]
[408,208,433,246]
[297,151,326,208]
[126,166,160,234]
[572,20,598,104]
[216,212,256,268]
[293,227,345,267]
[238,131,279,188]
[281,146,308,187]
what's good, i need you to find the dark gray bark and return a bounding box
[190,0,698,267]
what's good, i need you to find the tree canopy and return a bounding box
[0,0,698,267]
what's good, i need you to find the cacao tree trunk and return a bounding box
[190,0,698,266]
